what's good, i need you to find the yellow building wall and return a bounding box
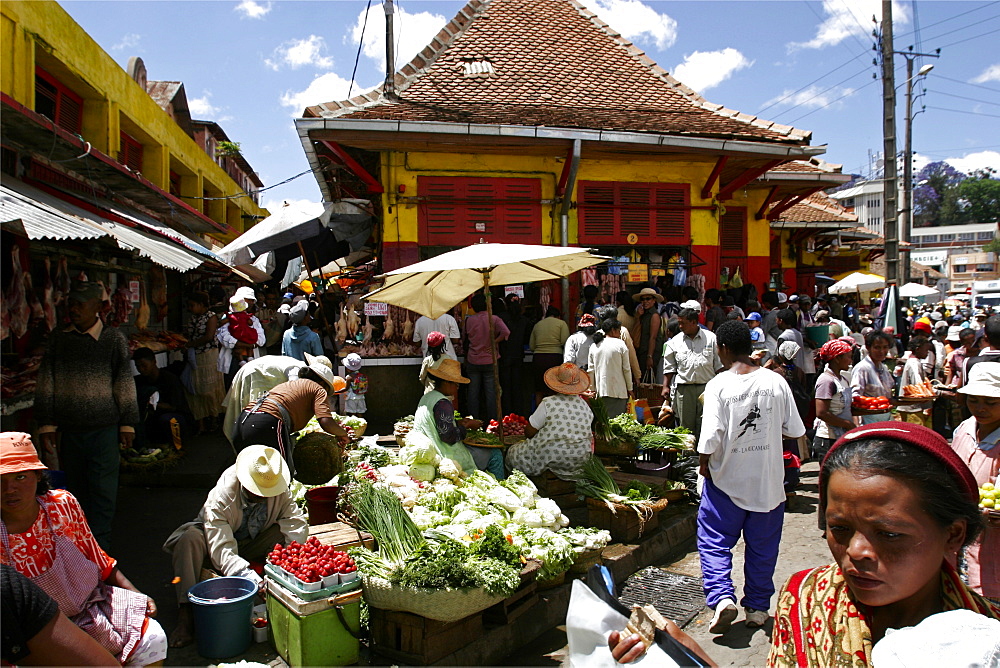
[0,0,266,234]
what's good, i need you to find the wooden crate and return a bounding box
[529,471,577,497]
[483,581,538,626]
[369,607,483,665]
[586,499,660,542]
[549,491,585,511]
[308,521,375,550]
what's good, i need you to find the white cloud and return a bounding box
[348,5,447,70]
[590,0,678,50]
[188,91,231,121]
[944,150,1000,175]
[260,197,323,215]
[971,64,1000,84]
[266,35,333,71]
[762,84,856,110]
[112,33,141,51]
[235,0,271,19]
[671,48,752,93]
[789,0,908,51]
[280,72,363,114]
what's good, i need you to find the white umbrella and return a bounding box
[898,282,940,298]
[828,272,886,295]
[216,200,329,267]
[365,243,607,319]
[364,243,607,426]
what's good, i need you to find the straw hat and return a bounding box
[543,363,591,395]
[303,352,345,392]
[236,445,290,497]
[428,358,470,384]
[958,362,1000,398]
[0,432,47,475]
[632,287,664,303]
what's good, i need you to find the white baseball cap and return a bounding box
[957,362,1000,398]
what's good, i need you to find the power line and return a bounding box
[934,26,1000,49]
[917,143,1000,154]
[348,0,373,99]
[935,74,1000,93]
[755,52,869,115]
[896,0,999,38]
[768,66,874,120]
[786,78,879,124]
[921,12,999,43]
[927,105,1000,119]
[802,0,875,62]
[930,90,1000,107]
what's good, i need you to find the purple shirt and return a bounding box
[465,312,510,365]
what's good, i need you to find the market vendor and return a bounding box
[506,363,593,479]
[0,432,167,665]
[132,346,194,449]
[411,359,482,476]
[231,353,348,468]
[161,444,307,648]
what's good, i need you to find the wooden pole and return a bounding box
[483,270,505,441]
[297,241,340,357]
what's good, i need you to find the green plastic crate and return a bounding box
[266,577,361,666]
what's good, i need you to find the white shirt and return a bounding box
[564,331,594,370]
[587,337,633,399]
[413,314,461,360]
[698,368,806,512]
[778,327,815,374]
[662,328,723,385]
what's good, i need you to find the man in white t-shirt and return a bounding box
[696,320,805,635]
[413,313,461,360]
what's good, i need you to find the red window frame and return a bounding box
[577,181,690,245]
[34,67,83,135]
[118,131,144,173]
[719,206,748,277]
[417,176,542,245]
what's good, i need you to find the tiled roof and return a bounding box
[769,157,843,173]
[146,81,184,110]
[779,191,857,224]
[305,0,811,145]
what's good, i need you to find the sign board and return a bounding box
[364,302,388,316]
[129,280,140,303]
[954,256,969,264]
[627,263,648,283]
[626,233,639,245]
[651,268,666,277]
[504,285,525,299]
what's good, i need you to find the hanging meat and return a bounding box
[335,307,348,344]
[362,315,373,343]
[1,300,9,340]
[5,248,30,339]
[135,281,150,330]
[23,270,44,325]
[345,302,360,339]
[150,265,168,322]
[109,287,133,327]
[402,312,414,343]
[53,256,71,326]
[383,308,396,341]
[41,258,57,332]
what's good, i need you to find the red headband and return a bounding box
[819,338,853,362]
[822,422,978,504]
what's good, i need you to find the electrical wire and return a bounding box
[182,168,315,201]
[934,74,1000,93]
[929,90,1000,107]
[348,0,372,99]
[756,52,870,115]
[933,26,1000,49]
[896,0,999,38]
[785,78,879,125]
[768,66,874,120]
[927,105,1000,119]
[921,12,999,43]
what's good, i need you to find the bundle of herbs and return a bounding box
[588,396,614,442]
[575,456,660,510]
[637,426,697,451]
[390,539,520,596]
[344,481,425,575]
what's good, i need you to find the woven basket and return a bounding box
[594,435,638,457]
[360,574,505,622]
[569,548,603,574]
[585,497,670,514]
[536,571,566,590]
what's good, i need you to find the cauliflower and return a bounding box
[486,486,523,512]
[398,441,441,466]
[407,463,436,482]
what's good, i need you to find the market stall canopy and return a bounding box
[898,282,940,298]
[364,243,607,319]
[827,272,886,295]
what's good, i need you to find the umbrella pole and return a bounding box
[483,271,505,442]
[298,241,340,356]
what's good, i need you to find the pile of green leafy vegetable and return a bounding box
[463,429,502,446]
[390,538,519,596]
[575,456,656,507]
[637,426,697,451]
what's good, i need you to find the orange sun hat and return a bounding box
[0,432,48,475]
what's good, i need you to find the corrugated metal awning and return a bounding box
[0,176,217,273]
[0,177,108,240]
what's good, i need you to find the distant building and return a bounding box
[828,179,889,238]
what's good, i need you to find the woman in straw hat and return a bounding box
[407,359,481,476]
[506,363,594,480]
[631,288,664,382]
[0,432,168,665]
[232,352,348,469]
[952,362,1000,603]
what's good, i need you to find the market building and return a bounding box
[0,0,267,427]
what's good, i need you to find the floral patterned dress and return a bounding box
[184,310,226,420]
[506,394,593,479]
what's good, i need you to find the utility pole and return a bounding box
[384,0,396,98]
[898,49,939,285]
[880,0,899,285]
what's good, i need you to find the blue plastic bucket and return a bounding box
[187,577,257,658]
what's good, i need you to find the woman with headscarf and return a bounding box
[408,359,481,475]
[1,433,167,665]
[418,331,448,394]
[812,338,856,462]
[851,330,896,425]
[564,314,598,371]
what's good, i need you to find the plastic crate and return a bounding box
[266,577,361,667]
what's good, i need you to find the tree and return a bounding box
[958,167,1000,226]
[912,161,966,227]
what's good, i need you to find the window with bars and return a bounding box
[118,131,143,173]
[34,68,83,135]
[577,181,689,245]
[417,176,541,245]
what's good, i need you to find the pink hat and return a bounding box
[0,432,47,475]
[426,331,446,348]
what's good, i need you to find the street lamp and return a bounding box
[900,54,938,284]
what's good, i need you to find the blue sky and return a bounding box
[63,0,1000,212]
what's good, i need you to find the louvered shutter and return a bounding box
[34,68,83,135]
[418,176,541,245]
[719,207,747,256]
[578,181,689,244]
[118,131,144,172]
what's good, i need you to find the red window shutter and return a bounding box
[118,131,143,173]
[34,68,83,135]
[58,93,82,135]
[719,207,747,256]
[578,181,689,245]
[169,170,182,197]
[418,176,541,245]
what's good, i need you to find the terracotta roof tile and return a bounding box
[305,0,810,145]
[779,191,858,224]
